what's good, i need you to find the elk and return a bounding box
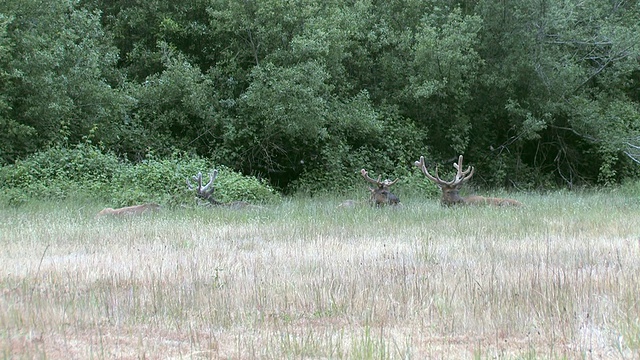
[360,169,401,207]
[187,170,223,205]
[414,155,522,207]
[95,203,161,218]
[187,170,255,209]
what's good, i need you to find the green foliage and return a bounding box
[123,42,219,159]
[291,101,427,196]
[2,0,640,192]
[0,13,35,164]
[210,167,280,204]
[472,0,640,188]
[1,0,130,163]
[0,146,279,206]
[109,153,279,207]
[0,144,120,205]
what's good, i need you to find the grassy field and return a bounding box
[1,191,639,359]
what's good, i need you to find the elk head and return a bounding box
[414,155,473,206]
[414,155,521,207]
[360,169,401,207]
[187,170,222,205]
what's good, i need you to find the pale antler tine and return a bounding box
[361,169,381,186]
[419,156,450,185]
[202,171,215,192]
[458,155,474,181]
[190,172,202,191]
[451,155,475,185]
[413,156,423,168]
[457,155,473,174]
[414,156,426,173]
[433,165,450,185]
[464,166,475,181]
[453,155,464,181]
[456,155,473,177]
[415,156,439,183]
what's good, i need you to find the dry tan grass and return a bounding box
[1,193,639,359]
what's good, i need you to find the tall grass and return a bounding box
[1,192,639,359]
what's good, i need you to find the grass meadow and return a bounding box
[1,191,639,359]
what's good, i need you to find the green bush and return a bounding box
[0,144,120,204]
[0,146,280,206]
[109,153,280,207]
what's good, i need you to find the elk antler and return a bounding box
[187,170,218,201]
[360,169,398,189]
[414,155,474,187]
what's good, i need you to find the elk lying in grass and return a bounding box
[414,155,522,207]
[95,203,161,218]
[187,170,254,209]
[360,169,401,207]
[187,170,223,205]
[337,199,360,208]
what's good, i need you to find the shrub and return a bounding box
[109,153,280,207]
[0,146,280,206]
[0,144,120,204]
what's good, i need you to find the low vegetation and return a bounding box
[1,191,639,358]
[0,144,280,207]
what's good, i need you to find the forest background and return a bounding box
[1,0,640,199]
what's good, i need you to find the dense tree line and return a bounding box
[1,0,639,192]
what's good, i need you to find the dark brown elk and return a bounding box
[360,169,401,207]
[414,155,522,207]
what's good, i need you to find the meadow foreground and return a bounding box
[1,193,639,359]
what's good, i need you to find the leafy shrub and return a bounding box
[109,153,280,207]
[210,166,280,203]
[0,146,280,206]
[0,144,120,204]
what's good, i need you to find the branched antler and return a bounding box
[414,155,474,188]
[360,169,398,190]
[414,155,521,207]
[187,170,221,204]
[360,169,400,207]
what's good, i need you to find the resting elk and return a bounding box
[360,169,401,207]
[95,203,161,218]
[187,170,252,209]
[414,155,522,207]
[187,170,223,205]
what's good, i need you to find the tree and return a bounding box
[470,0,640,187]
[0,13,34,164]
[1,0,129,162]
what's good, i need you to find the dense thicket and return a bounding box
[1,0,639,192]
[0,144,279,206]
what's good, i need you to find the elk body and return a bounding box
[414,155,522,207]
[360,169,401,207]
[95,203,161,218]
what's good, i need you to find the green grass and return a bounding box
[1,191,639,359]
